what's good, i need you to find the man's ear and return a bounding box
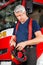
[23,11,26,15]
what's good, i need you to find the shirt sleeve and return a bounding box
[32,20,40,33]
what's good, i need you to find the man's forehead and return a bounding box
[15,11,23,15]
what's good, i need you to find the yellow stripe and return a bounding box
[11,55,15,59]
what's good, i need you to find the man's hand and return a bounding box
[10,35,16,47]
[16,41,27,51]
[10,40,16,47]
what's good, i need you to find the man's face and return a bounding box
[14,11,26,23]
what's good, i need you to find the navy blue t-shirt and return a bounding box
[13,18,40,44]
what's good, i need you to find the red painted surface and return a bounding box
[36,28,43,58]
[0,0,16,10]
[33,0,43,4]
[0,36,11,60]
[21,0,26,7]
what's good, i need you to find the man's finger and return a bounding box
[16,46,23,50]
[16,44,19,48]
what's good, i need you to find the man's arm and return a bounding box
[16,31,43,50]
[10,35,16,46]
[26,31,43,46]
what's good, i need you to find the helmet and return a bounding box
[11,46,27,65]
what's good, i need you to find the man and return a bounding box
[10,5,43,65]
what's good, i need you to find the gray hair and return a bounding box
[14,5,26,13]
